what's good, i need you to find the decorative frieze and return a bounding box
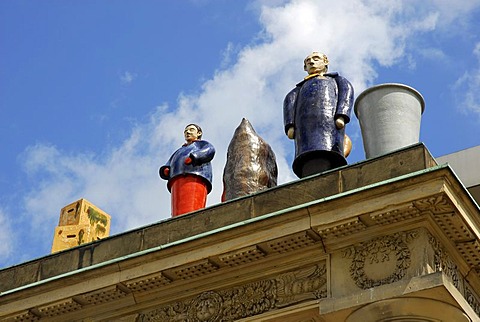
[316,218,367,239]
[3,311,40,322]
[427,233,461,289]
[455,240,480,268]
[416,194,480,270]
[275,264,327,307]
[219,245,266,267]
[37,298,82,317]
[370,205,420,225]
[137,264,327,322]
[166,259,219,281]
[265,231,319,253]
[465,283,480,318]
[344,230,418,289]
[413,194,455,215]
[124,272,172,293]
[80,285,129,305]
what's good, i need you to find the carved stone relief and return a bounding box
[137,264,327,322]
[427,233,461,289]
[413,194,454,214]
[37,298,83,317]
[465,284,480,318]
[344,230,418,289]
[427,233,480,319]
[4,311,40,322]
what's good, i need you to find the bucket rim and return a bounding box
[354,83,425,117]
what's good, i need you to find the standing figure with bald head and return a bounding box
[283,52,354,178]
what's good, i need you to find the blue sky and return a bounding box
[1,0,479,269]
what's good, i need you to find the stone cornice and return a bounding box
[2,144,480,321]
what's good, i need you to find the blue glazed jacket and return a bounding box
[283,72,354,176]
[159,140,215,193]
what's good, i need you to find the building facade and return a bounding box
[1,144,480,321]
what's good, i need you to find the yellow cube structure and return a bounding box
[51,199,111,253]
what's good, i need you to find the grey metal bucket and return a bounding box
[354,83,425,159]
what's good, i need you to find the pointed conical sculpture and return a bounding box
[222,118,278,201]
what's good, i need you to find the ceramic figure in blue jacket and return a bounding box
[283,52,354,178]
[159,124,215,216]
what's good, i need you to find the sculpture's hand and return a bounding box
[335,117,345,129]
[163,167,170,177]
[287,127,295,140]
[185,157,193,165]
[344,134,352,157]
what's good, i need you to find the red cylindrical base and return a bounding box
[169,175,208,217]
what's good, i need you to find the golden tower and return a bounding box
[51,198,111,253]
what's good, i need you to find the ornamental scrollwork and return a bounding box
[465,285,480,317]
[276,264,327,307]
[137,264,326,321]
[427,233,460,289]
[413,194,453,214]
[344,230,417,289]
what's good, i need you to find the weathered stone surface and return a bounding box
[137,263,326,321]
[1,144,480,321]
[0,261,40,293]
[0,144,436,291]
[222,118,277,201]
[0,143,437,292]
[89,229,143,266]
[40,250,80,280]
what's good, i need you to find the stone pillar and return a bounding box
[354,83,425,159]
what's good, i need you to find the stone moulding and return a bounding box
[218,245,266,267]
[166,258,220,281]
[318,190,479,277]
[316,217,367,239]
[466,283,480,318]
[3,230,325,321]
[123,272,172,293]
[79,285,129,306]
[37,298,83,318]
[3,161,480,321]
[315,193,459,243]
[137,263,327,322]
[428,232,480,318]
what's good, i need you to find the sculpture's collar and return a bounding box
[304,73,323,81]
[183,139,199,147]
[297,72,339,86]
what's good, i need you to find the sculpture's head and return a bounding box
[184,124,203,143]
[304,52,329,75]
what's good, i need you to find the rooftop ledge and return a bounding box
[0,143,458,293]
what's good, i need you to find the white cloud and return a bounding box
[430,0,480,26]
[12,0,480,264]
[220,42,241,70]
[120,71,136,84]
[454,42,480,117]
[418,48,449,62]
[475,42,480,57]
[0,208,14,262]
